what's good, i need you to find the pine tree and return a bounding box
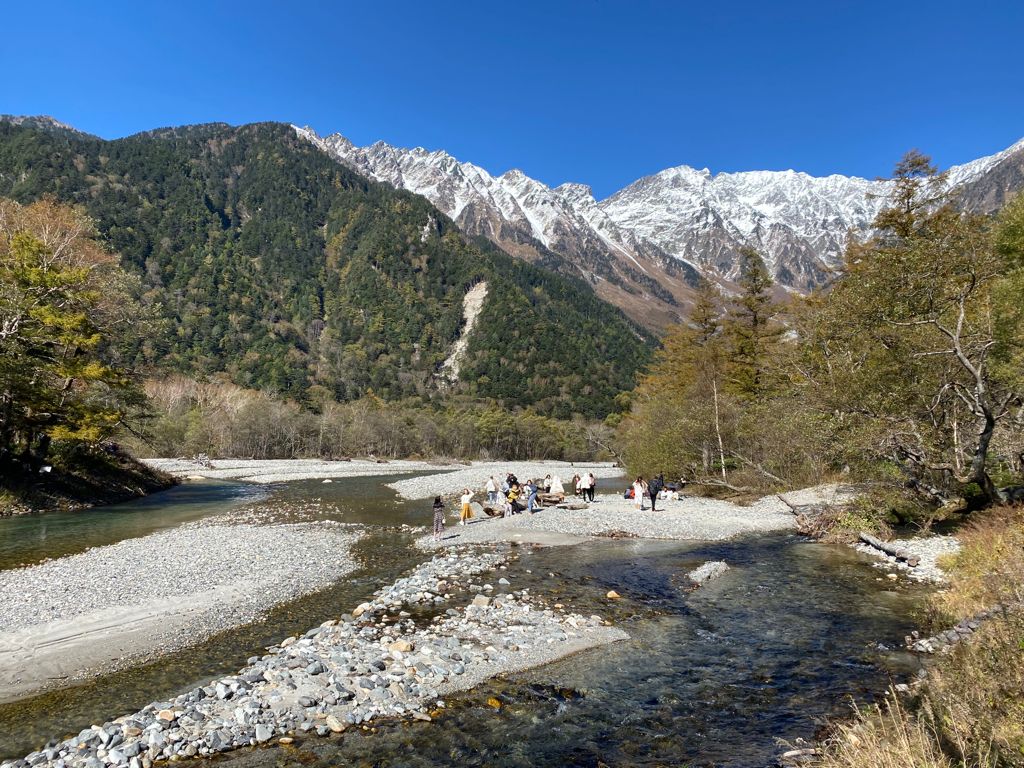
[724,248,780,399]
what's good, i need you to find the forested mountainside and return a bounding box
[0,119,652,419]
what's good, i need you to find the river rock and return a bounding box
[687,561,730,585]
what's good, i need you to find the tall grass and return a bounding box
[817,506,1024,768]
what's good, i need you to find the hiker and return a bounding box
[649,473,665,511]
[506,472,519,489]
[572,473,582,496]
[525,477,539,514]
[432,496,446,540]
[577,471,593,502]
[542,474,552,493]
[507,483,526,514]
[485,475,498,505]
[632,476,647,510]
[459,488,474,525]
[586,472,597,502]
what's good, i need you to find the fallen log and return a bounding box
[538,493,564,506]
[858,532,920,567]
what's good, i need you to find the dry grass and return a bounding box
[931,506,1024,623]
[817,696,953,768]
[816,505,1024,768]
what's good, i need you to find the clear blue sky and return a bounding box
[2,0,1022,198]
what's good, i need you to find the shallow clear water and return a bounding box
[0,481,264,570]
[0,475,924,766]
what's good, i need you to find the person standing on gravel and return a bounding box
[649,474,664,512]
[459,488,474,525]
[432,496,446,540]
[633,477,647,510]
[578,472,594,502]
[587,472,597,502]
[485,476,498,505]
[525,478,539,514]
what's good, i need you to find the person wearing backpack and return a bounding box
[649,473,665,511]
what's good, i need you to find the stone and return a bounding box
[305,661,326,675]
[278,737,294,745]
[352,603,372,618]
[325,715,346,733]
[388,640,413,654]
[156,709,175,723]
[498,578,511,585]
[687,561,730,585]
[606,590,621,599]
[471,595,491,608]
[254,725,273,744]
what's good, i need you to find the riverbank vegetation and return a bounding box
[0,198,172,512]
[621,154,1024,527]
[127,375,611,462]
[817,506,1024,767]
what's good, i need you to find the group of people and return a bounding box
[630,474,667,511]
[430,470,600,540]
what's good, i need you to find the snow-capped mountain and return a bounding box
[295,126,1024,329]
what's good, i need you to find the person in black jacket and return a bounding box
[649,473,665,511]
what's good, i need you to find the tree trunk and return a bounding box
[964,409,998,508]
[712,378,726,481]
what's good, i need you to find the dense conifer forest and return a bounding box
[0,120,651,422]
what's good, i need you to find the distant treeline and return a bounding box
[129,375,614,462]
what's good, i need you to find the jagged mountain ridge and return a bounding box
[296,126,1024,329]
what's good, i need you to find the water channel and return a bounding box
[0,474,924,766]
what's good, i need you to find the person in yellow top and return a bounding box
[460,488,474,525]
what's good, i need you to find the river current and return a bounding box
[0,475,923,766]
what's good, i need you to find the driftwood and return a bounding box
[538,492,564,506]
[778,747,819,764]
[858,532,921,567]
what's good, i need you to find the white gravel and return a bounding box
[0,519,361,702]
[387,461,622,500]
[421,489,803,546]
[854,534,961,582]
[143,458,451,484]
[4,548,627,767]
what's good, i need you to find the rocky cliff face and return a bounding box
[296,126,1024,330]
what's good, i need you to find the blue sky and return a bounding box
[2,0,1022,198]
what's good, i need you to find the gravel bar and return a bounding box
[419,488,818,546]
[386,461,621,500]
[3,548,626,768]
[854,534,961,582]
[143,458,452,484]
[0,519,361,703]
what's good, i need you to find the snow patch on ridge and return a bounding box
[440,281,488,386]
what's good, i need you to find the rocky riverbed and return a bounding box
[421,489,811,546]
[0,519,361,703]
[386,462,621,500]
[1,547,626,768]
[853,534,961,582]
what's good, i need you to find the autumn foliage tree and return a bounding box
[807,154,1024,508]
[0,198,143,476]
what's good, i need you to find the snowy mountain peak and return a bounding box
[293,124,1024,330]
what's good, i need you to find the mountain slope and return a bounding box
[297,127,1024,327]
[296,127,701,331]
[0,119,652,419]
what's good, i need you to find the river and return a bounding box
[0,474,923,766]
